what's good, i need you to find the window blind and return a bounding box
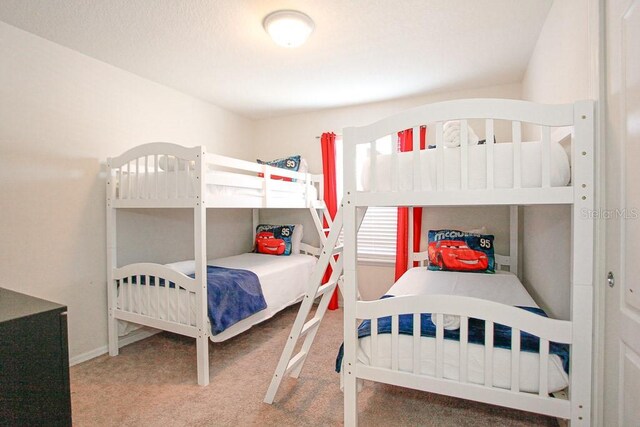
[357,207,397,260]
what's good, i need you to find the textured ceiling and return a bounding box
[0,0,552,119]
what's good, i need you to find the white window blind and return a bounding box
[357,207,397,260]
[336,136,397,261]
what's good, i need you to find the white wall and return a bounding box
[521,0,590,320]
[254,83,522,298]
[0,22,255,360]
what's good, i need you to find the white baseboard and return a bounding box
[69,328,160,366]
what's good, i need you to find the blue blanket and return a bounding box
[188,266,266,335]
[336,295,569,373]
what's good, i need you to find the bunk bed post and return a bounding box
[569,100,595,425]
[342,127,359,427]
[408,207,414,270]
[509,206,519,278]
[106,158,119,356]
[195,147,209,386]
[252,209,259,243]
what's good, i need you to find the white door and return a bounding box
[604,0,640,425]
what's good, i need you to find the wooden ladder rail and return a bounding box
[263,203,366,404]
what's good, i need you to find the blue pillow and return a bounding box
[427,229,495,273]
[255,224,295,256]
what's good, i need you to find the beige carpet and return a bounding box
[71,306,558,426]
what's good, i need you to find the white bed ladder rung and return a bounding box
[264,203,366,404]
[283,351,308,377]
[315,280,338,298]
[300,317,322,338]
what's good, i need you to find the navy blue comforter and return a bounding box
[336,295,569,373]
[189,266,266,335]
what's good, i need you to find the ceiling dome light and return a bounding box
[263,10,314,48]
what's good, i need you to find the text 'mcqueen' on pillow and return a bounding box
[427,229,495,273]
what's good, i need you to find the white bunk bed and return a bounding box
[341,99,594,425]
[106,143,326,386]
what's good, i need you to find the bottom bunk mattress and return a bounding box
[341,269,569,394]
[117,253,316,342]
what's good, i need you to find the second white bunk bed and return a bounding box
[340,99,594,425]
[106,143,329,386]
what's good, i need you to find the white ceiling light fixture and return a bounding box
[263,10,314,48]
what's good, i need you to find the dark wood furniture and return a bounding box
[0,288,72,426]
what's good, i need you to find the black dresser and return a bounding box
[0,288,72,426]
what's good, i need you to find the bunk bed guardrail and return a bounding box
[350,98,592,207]
[113,263,201,338]
[356,295,573,418]
[107,142,323,209]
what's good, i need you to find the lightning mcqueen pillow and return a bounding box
[427,229,495,273]
[255,224,295,256]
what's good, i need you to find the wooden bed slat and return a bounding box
[486,119,494,190]
[413,126,421,191]
[370,140,377,192]
[156,276,161,320]
[413,313,420,374]
[126,278,132,312]
[371,317,378,367]
[174,157,179,199]
[144,156,149,199]
[511,327,521,392]
[165,277,170,321]
[391,315,399,371]
[154,154,159,199]
[435,313,444,378]
[460,119,469,190]
[460,316,468,383]
[436,122,444,191]
[484,321,494,387]
[391,139,399,192]
[135,157,140,199]
[512,121,522,189]
[145,275,150,315]
[539,339,549,397]
[541,126,551,188]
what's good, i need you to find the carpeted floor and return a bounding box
[70,305,558,426]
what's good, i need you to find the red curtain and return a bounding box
[395,126,426,281]
[320,132,339,310]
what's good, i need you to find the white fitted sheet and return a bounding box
[117,253,316,342]
[360,140,571,192]
[351,269,569,393]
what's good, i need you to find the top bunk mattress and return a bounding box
[360,140,571,192]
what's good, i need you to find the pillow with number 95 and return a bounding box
[427,229,495,273]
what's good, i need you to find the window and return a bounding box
[336,135,397,262]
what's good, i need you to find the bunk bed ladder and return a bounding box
[264,203,366,404]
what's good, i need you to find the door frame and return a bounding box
[589,0,606,424]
